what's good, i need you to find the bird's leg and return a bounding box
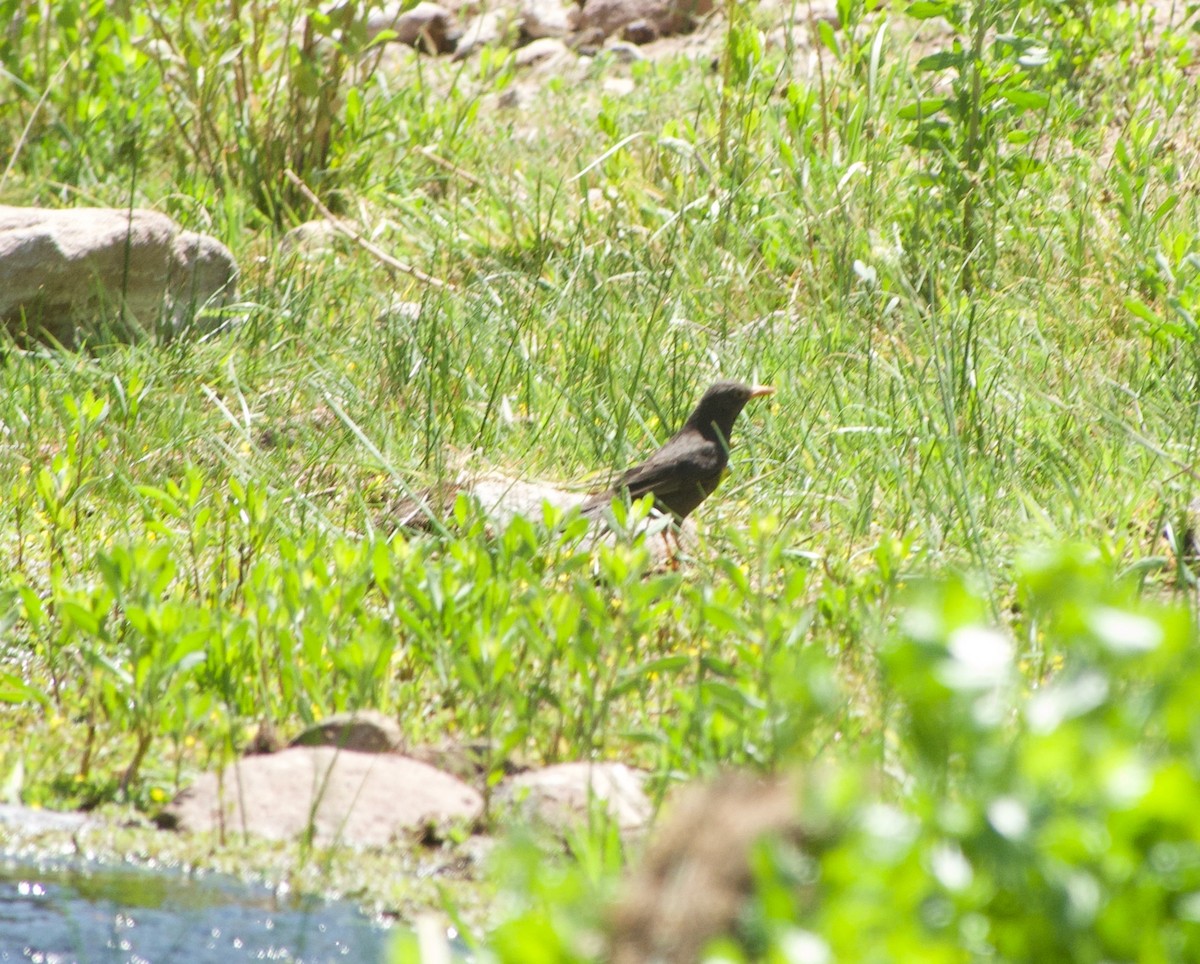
[661,524,682,570]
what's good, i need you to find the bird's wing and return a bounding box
[615,437,724,500]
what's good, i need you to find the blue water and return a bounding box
[0,856,390,963]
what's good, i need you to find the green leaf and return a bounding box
[702,679,758,712]
[1150,195,1179,226]
[1001,89,1049,111]
[816,20,839,56]
[897,98,947,120]
[917,51,961,71]
[906,1,950,18]
[0,671,48,706]
[702,603,747,635]
[700,655,738,677]
[60,599,101,635]
[136,484,184,519]
[1124,298,1161,325]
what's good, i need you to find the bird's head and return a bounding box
[686,380,775,441]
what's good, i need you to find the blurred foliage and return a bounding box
[472,545,1200,961]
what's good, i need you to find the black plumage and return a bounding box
[581,380,774,522]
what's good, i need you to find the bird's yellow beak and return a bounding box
[749,385,775,399]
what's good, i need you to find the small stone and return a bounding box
[521,0,581,38]
[469,476,587,527]
[515,36,573,67]
[407,739,529,784]
[377,296,423,325]
[393,2,459,54]
[393,472,693,570]
[568,26,608,52]
[280,219,340,256]
[453,10,509,59]
[601,76,637,96]
[606,39,646,61]
[621,18,658,43]
[290,710,403,753]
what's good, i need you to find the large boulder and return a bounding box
[0,206,237,346]
[498,761,653,834]
[158,747,483,847]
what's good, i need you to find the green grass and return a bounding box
[3,0,1200,957]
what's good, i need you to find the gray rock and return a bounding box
[370,1,459,53]
[520,0,581,38]
[395,472,693,568]
[579,0,712,39]
[159,747,483,846]
[621,17,658,43]
[495,81,537,110]
[605,39,646,62]
[280,219,340,256]
[290,710,403,753]
[0,804,88,834]
[0,206,237,346]
[453,10,510,59]
[498,761,652,833]
[568,25,608,52]
[377,296,423,325]
[365,2,403,39]
[469,475,587,527]
[601,75,637,96]
[514,36,574,67]
[758,0,839,24]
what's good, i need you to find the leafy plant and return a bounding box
[140,1,393,221]
[466,547,1200,961]
[900,0,1055,294]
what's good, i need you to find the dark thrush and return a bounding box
[581,380,775,522]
